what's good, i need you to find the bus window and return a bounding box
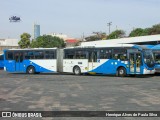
[75,50,87,59]
[45,51,55,59]
[64,50,75,59]
[34,51,44,59]
[154,52,160,64]
[119,54,127,60]
[28,51,34,59]
[112,49,127,60]
[14,52,23,62]
[0,55,3,60]
[24,51,30,59]
[99,49,112,59]
[7,52,14,60]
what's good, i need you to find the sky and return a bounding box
[0,0,160,39]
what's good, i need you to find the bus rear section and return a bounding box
[0,54,4,69]
[3,49,57,74]
[62,46,155,77]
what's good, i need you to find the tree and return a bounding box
[85,32,107,41]
[149,24,160,35]
[129,28,150,37]
[129,24,160,37]
[18,33,31,48]
[30,35,65,48]
[129,28,144,37]
[107,30,125,39]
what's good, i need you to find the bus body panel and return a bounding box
[4,60,16,72]
[88,59,127,74]
[63,59,88,73]
[24,59,57,73]
[4,59,57,73]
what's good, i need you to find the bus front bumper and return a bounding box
[143,69,155,74]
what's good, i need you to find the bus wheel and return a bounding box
[117,67,126,77]
[73,66,81,75]
[27,66,35,74]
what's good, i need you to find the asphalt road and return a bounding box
[0,70,160,120]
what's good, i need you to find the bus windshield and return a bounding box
[143,50,155,68]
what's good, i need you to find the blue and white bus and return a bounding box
[0,54,4,69]
[3,48,57,74]
[62,45,155,76]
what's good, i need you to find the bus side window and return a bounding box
[45,51,55,59]
[7,52,14,60]
[34,51,44,59]
[119,54,127,61]
[64,50,75,59]
[24,51,30,59]
[75,50,87,59]
[155,54,160,63]
[113,54,118,60]
[14,53,19,62]
[27,51,34,59]
[19,53,23,62]
[0,55,3,60]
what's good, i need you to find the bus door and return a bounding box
[14,52,24,72]
[88,51,98,72]
[129,52,141,74]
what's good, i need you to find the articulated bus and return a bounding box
[61,45,155,77]
[0,54,4,69]
[3,45,155,76]
[3,48,57,74]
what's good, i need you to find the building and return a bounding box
[33,24,40,39]
[0,38,19,54]
[49,33,68,40]
[65,38,79,47]
[81,34,160,47]
[48,33,79,47]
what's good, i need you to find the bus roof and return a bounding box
[3,48,57,51]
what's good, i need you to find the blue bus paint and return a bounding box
[4,59,54,73]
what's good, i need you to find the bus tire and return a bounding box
[73,66,81,75]
[117,67,126,77]
[27,66,35,74]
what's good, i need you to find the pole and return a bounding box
[107,22,112,34]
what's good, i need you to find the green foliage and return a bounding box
[30,35,65,48]
[85,35,101,41]
[149,24,160,35]
[129,28,145,37]
[18,33,31,48]
[129,24,160,37]
[85,32,107,41]
[107,30,125,39]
